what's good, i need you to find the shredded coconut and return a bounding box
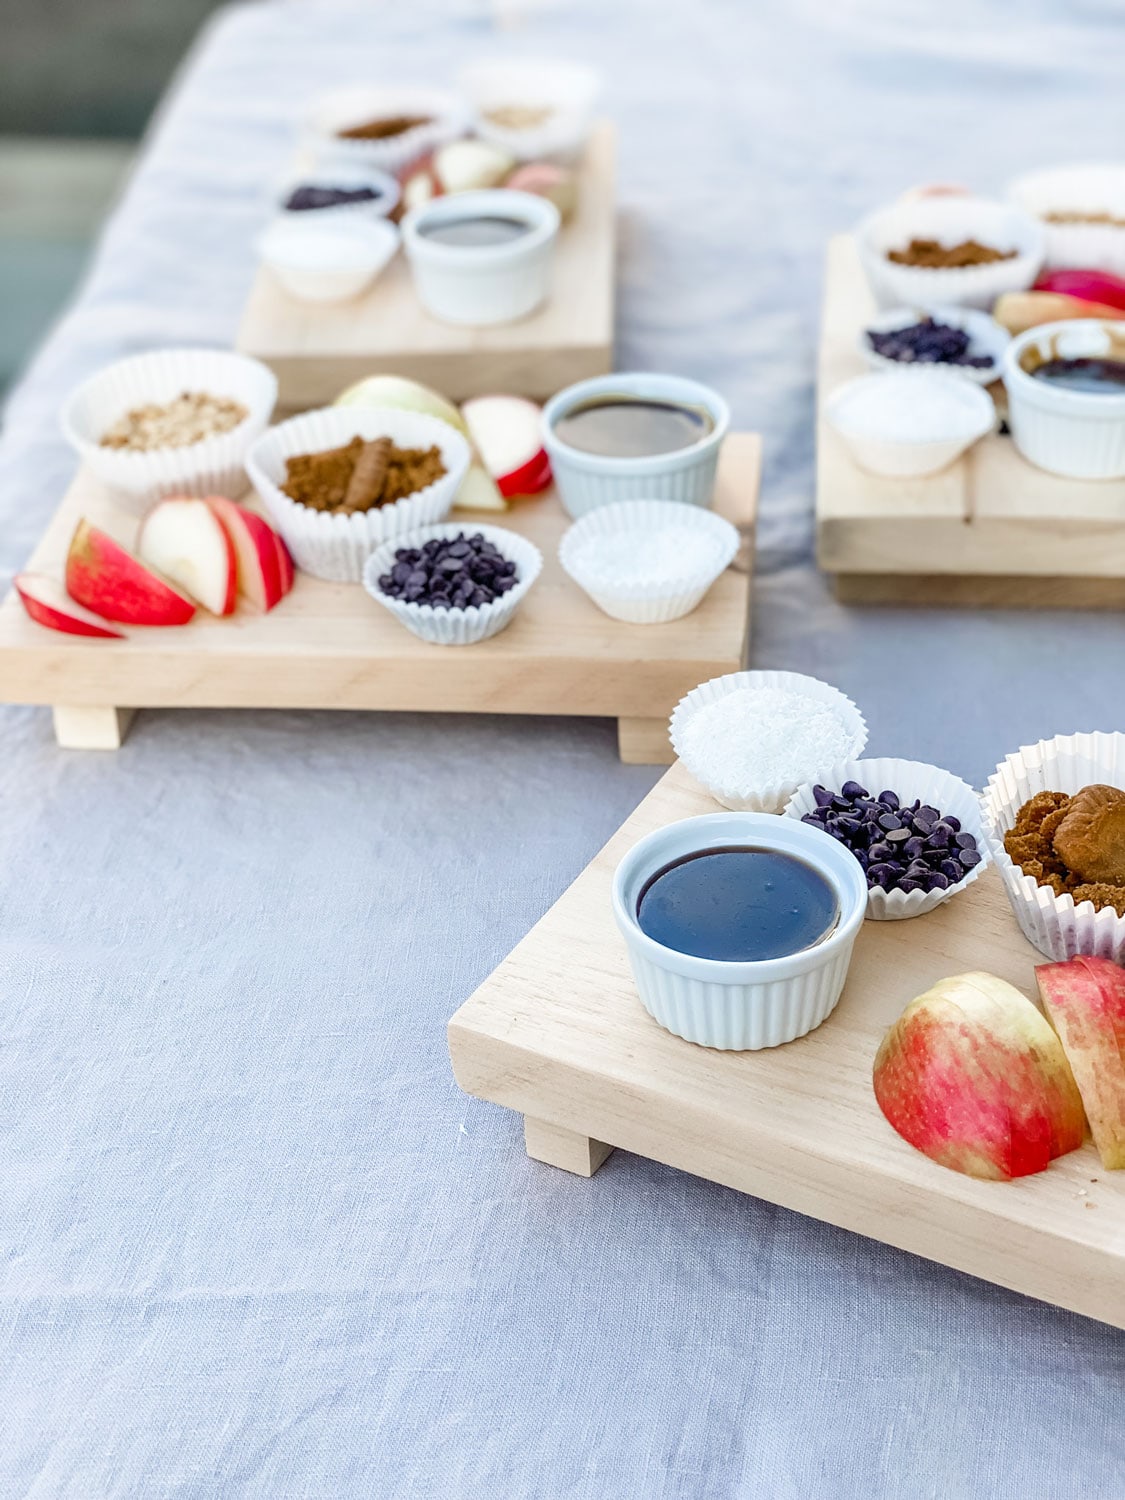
[681,687,856,790]
[572,526,722,587]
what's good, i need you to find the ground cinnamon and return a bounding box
[281,436,446,514]
[338,114,431,141]
[887,238,1017,269]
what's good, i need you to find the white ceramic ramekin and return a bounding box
[257,216,400,303]
[858,305,1011,386]
[983,731,1125,964]
[277,164,401,221]
[245,406,469,583]
[302,87,467,175]
[458,57,600,163]
[1007,164,1125,275]
[857,196,1044,311]
[784,757,990,921]
[613,811,868,1050]
[401,189,560,326]
[558,499,739,623]
[542,373,730,520]
[60,347,278,515]
[669,670,868,814]
[1003,320,1125,479]
[361,521,542,645]
[825,370,996,478]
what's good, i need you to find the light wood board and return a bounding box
[236,124,616,409]
[449,759,1125,1330]
[817,234,1125,608]
[0,436,758,755]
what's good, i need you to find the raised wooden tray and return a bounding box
[0,436,757,755]
[817,234,1125,609]
[236,124,616,410]
[449,759,1125,1330]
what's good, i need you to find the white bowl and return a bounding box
[542,372,730,520]
[1007,163,1125,274]
[245,406,470,582]
[362,521,542,645]
[669,670,868,813]
[858,305,1011,386]
[783,757,990,921]
[613,811,868,1050]
[983,731,1125,963]
[458,57,600,163]
[558,499,739,623]
[857,196,1044,311]
[277,164,401,221]
[60,347,277,515]
[401,189,560,326]
[1003,320,1125,479]
[302,86,467,175]
[825,370,996,477]
[257,216,399,303]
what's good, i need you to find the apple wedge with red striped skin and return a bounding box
[66,518,196,626]
[14,573,125,638]
[138,497,237,617]
[1037,956,1125,1169]
[204,495,286,611]
[274,532,295,595]
[461,395,552,499]
[873,971,1085,1180]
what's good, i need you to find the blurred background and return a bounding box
[0,0,226,400]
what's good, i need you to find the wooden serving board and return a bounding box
[817,234,1125,609]
[0,436,758,756]
[236,124,616,410]
[449,759,1125,1330]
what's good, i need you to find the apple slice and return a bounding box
[873,970,1085,1179]
[461,395,551,498]
[138,497,237,617]
[14,572,125,638]
[274,532,295,594]
[66,518,196,626]
[204,495,285,611]
[1037,956,1125,1169]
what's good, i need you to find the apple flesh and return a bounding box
[1037,956,1125,1169]
[873,970,1085,1179]
[402,139,516,208]
[66,518,196,626]
[204,495,286,611]
[461,395,551,498]
[14,572,125,638]
[138,497,237,617]
[504,162,578,222]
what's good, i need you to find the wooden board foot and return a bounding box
[52,706,135,749]
[524,1116,613,1177]
[617,716,674,765]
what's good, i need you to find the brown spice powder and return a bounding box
[281,436,446,514]
[887,237,1018,269]
[338,114,432,141]
[1003,789,1125,916]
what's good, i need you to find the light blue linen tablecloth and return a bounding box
[2,2,1124,1495]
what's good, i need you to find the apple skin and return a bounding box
[14,573,125,638]
[204,495,285,612]
[66,518,196,626]
[1037,956,1125,1169]
[274,533,295,594]
[460,394,551,498]
[873,971,1085,1180]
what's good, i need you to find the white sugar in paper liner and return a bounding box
[982,731,1125,963]
[362,522,542,645]
[669,670,868,813]
[558,500,740,624]
[60,348,278,516]
[784,757,989,921]
[245,407,469,583]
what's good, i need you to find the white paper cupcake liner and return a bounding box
[856,196,1044,311]
[983,731,1125,963]
[245,407,469,583]
[558,499,740,623]
[669,670,869,813]
[784,757,989,921]
[60,348,278,516]
[458,58,600,164]
[302,87,468,175]
[362,522,542,645]
[1008,164,1125,275]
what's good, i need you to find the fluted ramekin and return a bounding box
[1004,320,1125,479]
[613,811,868,1050]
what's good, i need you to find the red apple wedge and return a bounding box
[274,532,295,594]
[873,971,1085,1180]
[14,573,125,638]
[66,518,196,626]
[462,395,552,498]
[1037,956,1125,1169]
[204,495,285,611]
[138,497,237,617]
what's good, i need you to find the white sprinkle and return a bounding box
[832,371,985,443]
[682,687,856,791]
[572,526,721,587]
